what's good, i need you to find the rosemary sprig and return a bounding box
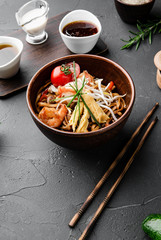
[121,18,161,50]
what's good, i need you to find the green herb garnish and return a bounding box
[66,82,85,107]
[67,61,101,127]
[73,61,78,91]
[60,64,71,75]
[121,18,161,50]
[50,95,75,103]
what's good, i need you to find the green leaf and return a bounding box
[73,61,78,91]
[129,30,138,35]
[121,18,161,50]
[120,39,130,43]
[137,23,143,32]
[135,39,141,50]
[153,25,158,34]
[67,74,86,108]
[149,30,152,44]
[66,88,81,107]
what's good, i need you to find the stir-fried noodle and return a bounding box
[36,68,126,133]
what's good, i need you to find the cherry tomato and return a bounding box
[50,62,80,87]
[66,62,80,79]
[51,65,72,87]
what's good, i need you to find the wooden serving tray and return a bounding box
[0,12,107,98]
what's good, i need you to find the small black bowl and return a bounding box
[115,0,155,24]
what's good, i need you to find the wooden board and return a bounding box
[0,12,107,98]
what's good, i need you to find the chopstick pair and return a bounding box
[69,102,159,240]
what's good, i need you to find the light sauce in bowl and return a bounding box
[0,44,18,66]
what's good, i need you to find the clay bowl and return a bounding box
[26,54,135,149]
[115,0,155,24]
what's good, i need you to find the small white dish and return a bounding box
[59,10,102,54]
[0,36,23,79]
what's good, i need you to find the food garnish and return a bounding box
[60,64,71,75]
[121,19,161,50]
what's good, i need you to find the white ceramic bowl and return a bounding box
[0,36,23,79]
[59,10,102,53]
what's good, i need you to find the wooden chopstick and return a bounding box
[79,116,158,240]
[69,102,159,228]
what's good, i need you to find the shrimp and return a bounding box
[56,86,76,104]
[78,70,94,85]
[38,104,68,128]
[57,86,76,98]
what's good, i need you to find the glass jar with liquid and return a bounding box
[15,0,49,45]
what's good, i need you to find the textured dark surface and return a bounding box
[0,0,161,239]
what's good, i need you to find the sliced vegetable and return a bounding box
[142,214,161,240]
[39,88,48,101]
[108,81,114,90]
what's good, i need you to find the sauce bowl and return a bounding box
[59,10,102,53]
[0,36,23,79]
[26,54,135,149]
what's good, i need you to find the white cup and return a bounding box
[0,36,23,79]
[59,10,102,54]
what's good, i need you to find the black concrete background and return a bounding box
[0,0,161,239]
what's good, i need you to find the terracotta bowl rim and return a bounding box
[26,54,135,137]
[115,0,155,6]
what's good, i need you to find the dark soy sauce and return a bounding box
[0,44,18,66]
[62,21,98,37]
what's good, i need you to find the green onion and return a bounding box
[67,87,83,107]
[67,77,86,107]
[49,95,75,103]
[73,61,78,91]
[60,64,71,75]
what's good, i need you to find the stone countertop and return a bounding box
[0,0,161,239]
